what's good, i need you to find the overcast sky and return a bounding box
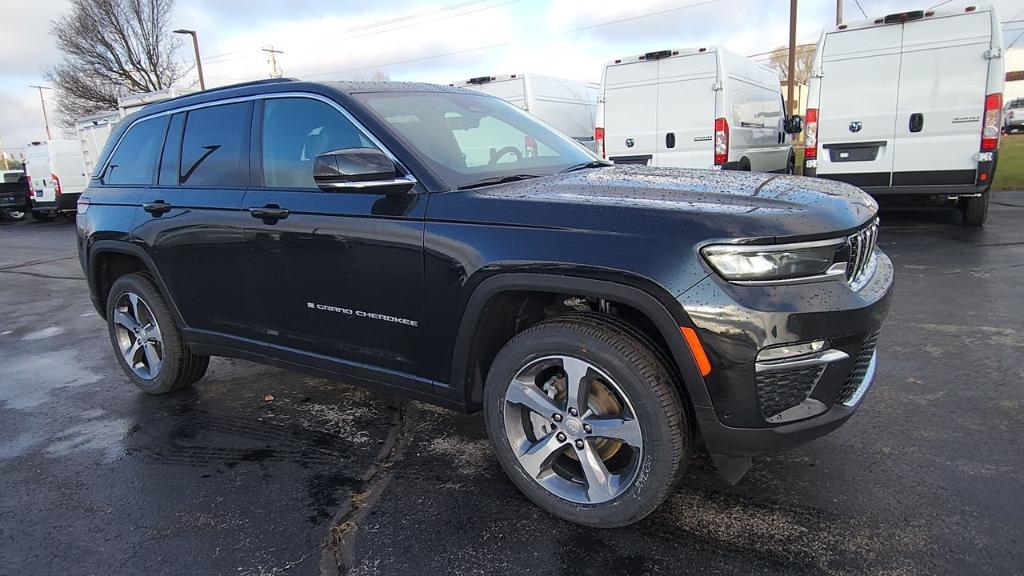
[1,0,1022,155]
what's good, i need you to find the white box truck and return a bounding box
[803,4,1005,225]
[24,140,88,221]
[596,47,802,172]
[76,110,120,177]
[454,73,600,150]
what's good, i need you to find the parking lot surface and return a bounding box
[1,194,1023,575]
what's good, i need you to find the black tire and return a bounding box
[483,314,691,528]
[960,193,989,226]
[106,273,209,394]
[2,209,26,221]
[786,152,796,175]
[31,210,55,222]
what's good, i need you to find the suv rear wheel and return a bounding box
[106,273,209,394]
[483,314,690,527]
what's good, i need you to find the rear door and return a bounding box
[815,24,903,187]
[891,12,991,187]
[603,60,659,165]
[657,52,717,168]
[131,102,253,339]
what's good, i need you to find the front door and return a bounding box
[241,96,429,379]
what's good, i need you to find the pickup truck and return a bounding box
[0,171,30,221]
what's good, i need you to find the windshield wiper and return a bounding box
[560,160,613,173]
[458,174,543,190]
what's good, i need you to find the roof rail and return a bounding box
[157,77,298,106]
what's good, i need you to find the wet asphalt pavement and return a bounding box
[1,194,1023,576]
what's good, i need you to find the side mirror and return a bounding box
[786,115,804,135]
[313,148,416,194]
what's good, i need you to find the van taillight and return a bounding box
[714,118,729,166]
[51,173,62,197]
[804,108,819,160]
[595,127,605,159]
[981,93,1002,151]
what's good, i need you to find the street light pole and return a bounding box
[174,29,205,90]
[836,0,843,26]
[29,85,52,140]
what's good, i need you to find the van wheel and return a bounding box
[106,273,210,394]
[960,193,989,226]
[31,211,55,222]
[483,314,690,528]
[786,153,796,175]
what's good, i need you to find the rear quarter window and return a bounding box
[103,116,169,186]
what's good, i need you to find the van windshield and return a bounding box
[354,91,597,189]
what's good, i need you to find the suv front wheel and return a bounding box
[484,314,691,527]
[106,273,209,394]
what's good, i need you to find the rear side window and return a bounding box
[261,98,376,189]
[180,102,251,187]
[104,116,168,186]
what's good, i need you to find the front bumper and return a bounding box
[678,246,893,457]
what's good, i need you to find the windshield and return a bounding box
[354,90,596,189]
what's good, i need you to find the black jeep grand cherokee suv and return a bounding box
[78,79,892,527]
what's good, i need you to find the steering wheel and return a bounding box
[489,146,522,165]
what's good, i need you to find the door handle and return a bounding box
[665,132,676,149]
[909,113,924,133]
[249,205,290,221]
[142,201,171,215]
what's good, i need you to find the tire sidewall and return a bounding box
[105,274,185,394]
[483,323,685,527]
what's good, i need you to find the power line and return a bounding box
[852,0,868,19]
[200,0,512,64]
[304,0,721,78]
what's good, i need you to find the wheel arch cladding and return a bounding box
[450,273,715,414]
[88,241,185,326]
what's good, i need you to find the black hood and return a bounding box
[452,165,878,242]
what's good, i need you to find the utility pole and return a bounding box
[262,45,284,78]
[836,0,843,26]
[29,85,52,140]
[173,29,206,90]
[787,0,798,116]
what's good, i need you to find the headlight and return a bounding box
[702,239,846,283]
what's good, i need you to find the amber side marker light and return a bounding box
[680,327,712,376]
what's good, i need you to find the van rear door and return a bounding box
[816,24,903,187]
[657,52,717,168]
[603,60,659,165]
[890,11,991,187]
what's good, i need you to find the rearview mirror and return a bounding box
[785,115,804,135]
[313,148,416,194]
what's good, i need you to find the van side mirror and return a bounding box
[313,148,416,194]
[785,115,804,135]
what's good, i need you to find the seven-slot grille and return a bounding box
[846,219,879,287]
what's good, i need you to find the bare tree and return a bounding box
[767,44,817,86]
[46,0,186,127]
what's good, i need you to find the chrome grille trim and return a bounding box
[846,219,879,290]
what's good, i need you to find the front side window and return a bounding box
[355,91,594,189]
[261,98,376,188]
[180,102,251,187]
[104,116,168,186]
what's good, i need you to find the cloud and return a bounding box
[0,0,69,75]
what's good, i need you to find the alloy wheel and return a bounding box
[502,355,643,504]
[112,291,164,380]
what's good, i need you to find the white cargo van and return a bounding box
[454,73,600,150]
[1005,98,1024,134]
[803,5,1004,225]
[597,47,802,172]
[24,140,88,221]
[76,110,120,177]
